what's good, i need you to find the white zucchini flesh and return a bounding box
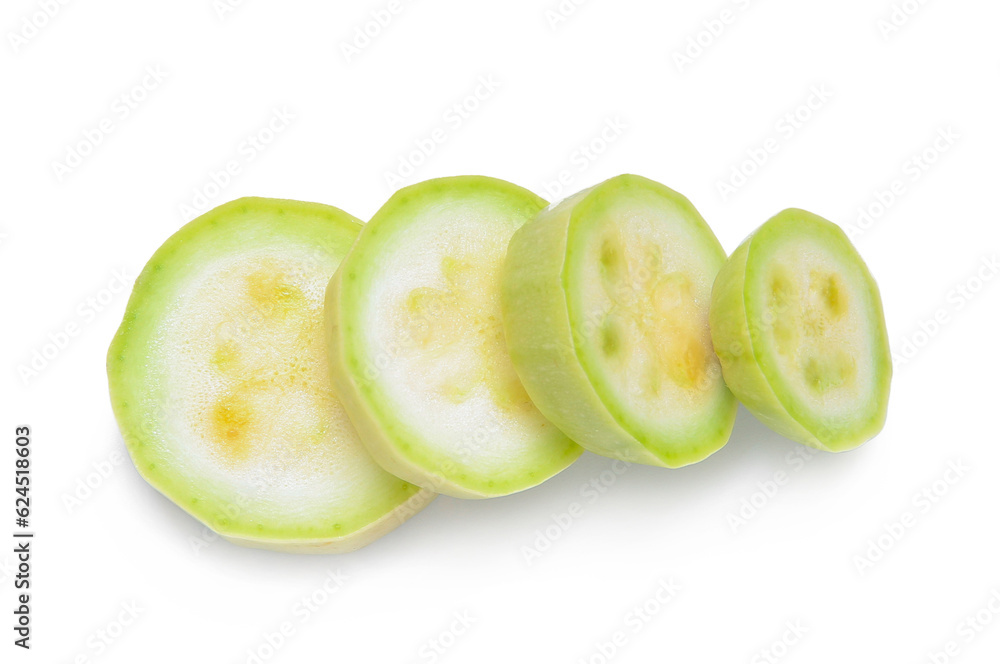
[502,175,737,467]
[108,198,432,553]
[327,177,581,498]
[710,208,891,451]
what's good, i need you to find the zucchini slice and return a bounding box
[326,176,581,498]
[709,208,891,451]
[502,174,737,467]
[108,198,433,553]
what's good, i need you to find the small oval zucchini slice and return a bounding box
[502,174,737,467]
[709,208,891,451]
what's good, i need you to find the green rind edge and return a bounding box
[108,197,432,550]
[709,208,892,452]
[503,174,737,468]
[328,177,582,499]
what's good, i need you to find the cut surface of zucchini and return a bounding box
[108,198,433,553]
[502,174,737,467]
[326,177,581,499]
[709,208,891,451]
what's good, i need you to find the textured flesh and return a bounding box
[741,211,890,448]
[502,175,736,468]
[565,178,735,463]
[330,177,580,498]
[108,199,431,551]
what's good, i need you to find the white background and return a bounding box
[3,0,1000,662]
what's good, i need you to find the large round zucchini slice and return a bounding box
[502,174,737,467]
[108,198,433,553]
[709,209,891,451]
[326,176,581,499]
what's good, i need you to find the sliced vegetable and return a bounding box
[108,197,432,553]
[326,176,581,498]
[709,208,891,451]
[502,174,737,467]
